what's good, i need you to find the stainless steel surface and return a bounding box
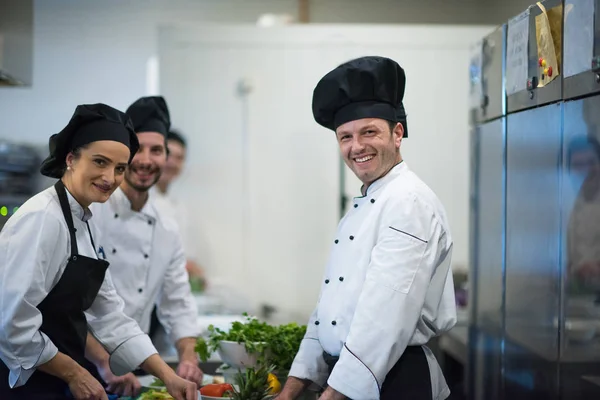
[482,26,506,122]
[473,118,506,332]
[563,0,600,100]
[505,103,562,398]
[469,118,506,400]
[469,25,506,126]
[559,96,600,398]
[506,0,563,113]
[470,3,600,398]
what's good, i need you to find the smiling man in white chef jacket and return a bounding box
[278,56,457,400]
[84,96,203,397]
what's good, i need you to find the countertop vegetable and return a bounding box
[138,388,174,399]
[199,383,235,397]
[195,314,306,373]
[229,364,275,400]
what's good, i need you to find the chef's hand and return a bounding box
[68,367,108,400]
[176,359,204,386]
[164,374,198,400]
[318,386,347,400]
[97,365,142,398]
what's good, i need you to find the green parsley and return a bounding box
[195,314,306,373]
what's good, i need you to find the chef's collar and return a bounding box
[64,188,93,222]
[112,187,158,221]
[357,160,407,198]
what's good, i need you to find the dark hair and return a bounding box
[167,129,187,148]
[60,144,89,176]
[388,120,407,135]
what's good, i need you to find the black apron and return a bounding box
[323,345,433,400]
[0,180,110,399]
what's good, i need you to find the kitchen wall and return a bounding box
[0,0,534,141]
[0,0,524,318]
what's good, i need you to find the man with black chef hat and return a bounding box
[84,96,203,397]
[278,56,457,400]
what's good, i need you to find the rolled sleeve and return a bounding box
[0,211,63,388]
[86,271,158,375]
[327,194,443,399]
[108,333,156,376]
[156,237,200,342]
[288,308,329,387]
[6,333,58,388]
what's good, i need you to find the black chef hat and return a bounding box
[312,56,408,137]
[396,101,408,138]
[40,103,140,178]
[167,129,187,148]
[125,96,171,137]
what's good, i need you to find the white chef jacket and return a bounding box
[89,187,200,343]
[288,162,457,400]
[150,185,207,265]
[0,186,158,388]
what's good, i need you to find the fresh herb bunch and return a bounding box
[195,314,307,374]
[195,314,273,362]
[264,322,306,372]
[230,364,275,400]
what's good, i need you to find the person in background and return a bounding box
[278,56,457,400]
[153,129,206,281]
[84,96,203,397]
[0,103,197,400]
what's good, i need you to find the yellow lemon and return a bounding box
[267,373,281,394]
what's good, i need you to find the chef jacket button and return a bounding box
[339,277,344,282]
[354,204,358,208]
[315,321,320,325]
[370,199,376,203]
[325,279,330,284]
[334,239,339,244]
[72,255,77,261]
[144,254,149,259]
[114,213,118,218]
[148,220,152,225]
[138,288,143,293]
[112,248,117,254]
[331,321,337,326]
[349,235,354,240]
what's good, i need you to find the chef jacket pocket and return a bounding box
[369,226,428,294]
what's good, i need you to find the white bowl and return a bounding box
[217,340,262,368]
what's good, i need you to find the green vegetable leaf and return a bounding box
[195,315,307,374]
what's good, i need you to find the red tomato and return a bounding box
[199,383,235,397]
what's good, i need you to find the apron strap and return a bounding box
[54,180,79,257]
[85,222,100,258]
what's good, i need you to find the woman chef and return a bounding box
[279,56,457,400]
[0,104,197,400]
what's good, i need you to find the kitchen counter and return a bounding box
[438,306,469,365]
[439,325,469,365]
[505,325,600,364]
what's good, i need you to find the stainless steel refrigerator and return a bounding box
[469,0,600,398]
[468,23,507,400]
